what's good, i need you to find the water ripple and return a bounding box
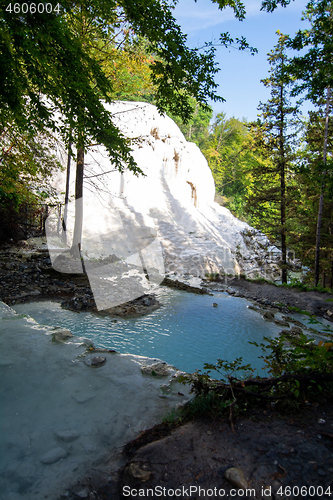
[13,289,282,375]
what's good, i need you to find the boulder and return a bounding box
[291,326,303,335]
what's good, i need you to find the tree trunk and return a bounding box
[70,146,84,259]
[279,77,287,284]
[315,86,331,286]
[62,138,72,246]
[280,161,287,284]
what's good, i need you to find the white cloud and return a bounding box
[173,0,308,32]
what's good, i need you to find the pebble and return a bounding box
[274,319,290,327]
[262,311,274,321]
[40,447,68,464]
[291,326,303,335]
[77,488,90,498]
[125,462,152,482]
[224,467,248,489]
[72,394,96,403]
[55,429,80,442]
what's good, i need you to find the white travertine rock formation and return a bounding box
[51,101,281,281]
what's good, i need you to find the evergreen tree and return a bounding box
[291,108,333,287]
[253,33,301,283]
[287,0,333,285]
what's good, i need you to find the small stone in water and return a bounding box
[84,356,106,367]
[55,430,80,442]
[212,303,218,307]
[52,329,73,342]
[262,311,274,321]
[77,488,90,498]
[40,447,67,464]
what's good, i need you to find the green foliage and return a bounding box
[170,97,213,149]
[252,334,333,377]
[0,125,60,206]
[287,0,333,102]
[202,114,258,217]
[176,332,333,420]
[0,0,226,163]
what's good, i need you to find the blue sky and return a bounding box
[172,0,310,121]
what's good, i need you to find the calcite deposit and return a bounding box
[49,101,282,285]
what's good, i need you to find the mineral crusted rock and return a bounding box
[51,329,73,342]
[49,101,282,282]
[141,362,171,377]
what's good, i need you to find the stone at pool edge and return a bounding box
[84,356,106,367]
[274,318,290,327]
[51,329,74,342]
[262,311,275,321]
[141,362,172,377]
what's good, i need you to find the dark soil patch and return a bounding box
[74,402,333,500]
[227,277,333,323]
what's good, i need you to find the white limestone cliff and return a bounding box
[52,101,281,281]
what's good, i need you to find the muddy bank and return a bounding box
[219,277,333,322]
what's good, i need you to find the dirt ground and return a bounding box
[76,402,333,500]
[226,277,333,322]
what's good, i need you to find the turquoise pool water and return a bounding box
[13,288,283,376]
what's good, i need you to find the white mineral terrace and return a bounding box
[0,302,190,500]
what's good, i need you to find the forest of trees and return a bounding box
[0,0,332,288]
[177,3,333,289]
